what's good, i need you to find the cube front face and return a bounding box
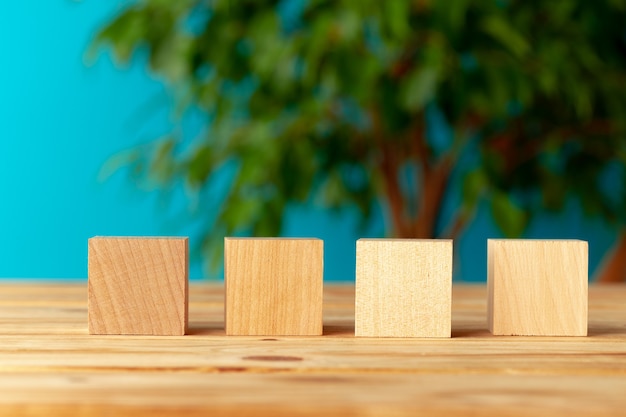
[88,237,189,336]
[355,239,452,338]
[225,238,323,336]
[488,239,588,336]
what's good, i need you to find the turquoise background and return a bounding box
[0,2,616,280]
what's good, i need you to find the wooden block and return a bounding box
[488,239,588,336]
[225,238,323,336]
[355,239,452,338]
[88,237,188,336]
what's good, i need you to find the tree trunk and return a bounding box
[596,230,626,283]
[411,157,453,239]
[380,154,455,240]
[374,111,463,241]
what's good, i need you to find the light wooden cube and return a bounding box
[355,239,453,338]
[88,237,188,336]
[225,238,323,336]
[488,239,588,336]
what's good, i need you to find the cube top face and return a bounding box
[355,239,453,338]
[88,237,189,336]
[488,239,588,336]
[224,238,324,336]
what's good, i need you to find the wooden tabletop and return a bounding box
[1,282,626,416]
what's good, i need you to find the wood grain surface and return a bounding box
[355,239,452,337]
[488,239,588,336]
[1,282,626,416]
[224,238,323,336]
[88,237,188,335]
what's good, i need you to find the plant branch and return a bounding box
[371,107,409,237]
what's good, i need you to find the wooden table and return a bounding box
[1,282,625,416]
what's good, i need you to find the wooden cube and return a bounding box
[488,239,588,336]
[225,238,323,336]
[88,237,188,336]
[355,239,452,338]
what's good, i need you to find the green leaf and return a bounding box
[437,0,471,31]
[540,172,567,211]
[481,16,530,58]
[149,137,177,182]
[401,66,438,111]
[92,8,147,63]
[186,145,214,188]
[461,169,487,211]
[382,1,411,40]
[490,192,528,238]
[151,33,192,82]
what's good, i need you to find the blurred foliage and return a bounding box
[95,0,626,271]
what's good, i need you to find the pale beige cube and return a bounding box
[355,239,452,338]
[88,237,188,336]
[488,239,588,336]
[225,238,323,336]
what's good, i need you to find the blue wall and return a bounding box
[0,3,616,281]
[0,2,193,278]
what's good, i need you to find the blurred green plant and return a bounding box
[94,0,626,279]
